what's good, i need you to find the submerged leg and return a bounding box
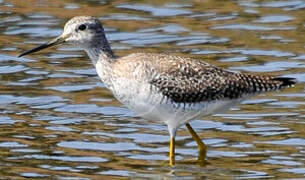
[185,123,207,165]
[169,136,175,166]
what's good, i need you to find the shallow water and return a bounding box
[0,0,305,179]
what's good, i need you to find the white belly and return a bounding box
[109,78,242,131]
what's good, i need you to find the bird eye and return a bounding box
[78,24,87,31]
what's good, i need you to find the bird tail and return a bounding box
[272,77,297,88]
[241,74,296,94]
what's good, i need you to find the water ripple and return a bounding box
[19,154,107,163]
[116,3,192,17]
[212,24,296,31]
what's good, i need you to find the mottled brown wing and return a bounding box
[150,61,295,103]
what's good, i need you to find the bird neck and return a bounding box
[84,36,116,67]
[84,37,117,90]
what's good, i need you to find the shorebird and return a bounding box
[19,16,296,166]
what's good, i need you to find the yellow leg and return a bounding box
[186,123,207,165]
[169,136,175,166]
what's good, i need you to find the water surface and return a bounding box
[0,0,305,179]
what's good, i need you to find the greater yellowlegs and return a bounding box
[19,16,296,166]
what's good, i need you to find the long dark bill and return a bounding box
[18,36,66,57]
